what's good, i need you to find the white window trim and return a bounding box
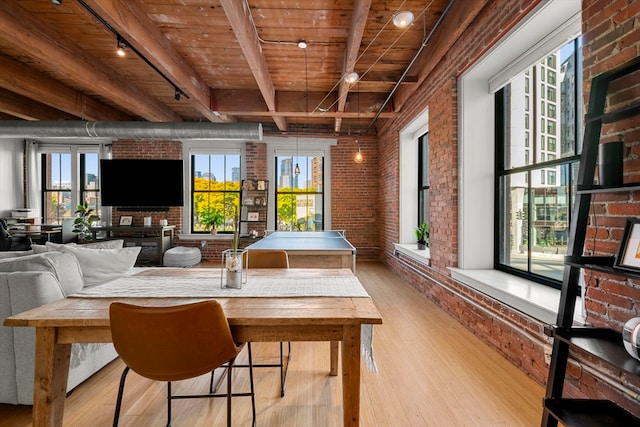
[398,108,428,246]
[265,136,336,231]
[456,0,582,323]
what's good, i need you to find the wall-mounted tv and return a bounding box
[100,159,184,207]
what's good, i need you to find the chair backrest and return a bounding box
[109,300,240,382]
[246,249,289,269]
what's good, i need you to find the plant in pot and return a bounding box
[201,208,224,235]
[73,202,100,241]
[415,222,429,250]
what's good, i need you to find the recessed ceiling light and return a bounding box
[393,11,414,28]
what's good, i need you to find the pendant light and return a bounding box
[295,41,308,177]
[354,82,363,163]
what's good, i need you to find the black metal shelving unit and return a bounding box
[541,55,640,426]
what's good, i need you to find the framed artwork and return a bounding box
[242,180,256,191]
[615,218,640,272]
[257,180,268,190]
[243,197,254,206]
[119,215,133,226]
[254,197,262,206]
[247,212,259,222]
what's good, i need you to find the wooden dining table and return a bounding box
[3,268,382,427]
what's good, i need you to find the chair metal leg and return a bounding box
[279,341,292,397]
[247,343,256,427]
[226,357,234,427]
[113,366,130,427]
[166,381,172,427]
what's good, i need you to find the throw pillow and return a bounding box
[56,244,141,287]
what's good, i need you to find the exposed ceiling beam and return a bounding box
[0,55,129,121]
[334,0,372,133]
[0,89,78,121]
[0,2,181,122]
[219,0,287,131]
[82,0,229,123]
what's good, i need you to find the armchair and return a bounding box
[0,219,32,251]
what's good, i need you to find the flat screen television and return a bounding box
[100,159,184,207]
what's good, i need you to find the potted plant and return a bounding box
[201,208,224,235]
[73,202,100,241]
[415,222,429,250]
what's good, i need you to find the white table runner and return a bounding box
[72,274,370,298]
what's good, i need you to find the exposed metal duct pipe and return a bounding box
[0,121,263,140]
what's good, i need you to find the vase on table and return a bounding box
[221,249,247,288]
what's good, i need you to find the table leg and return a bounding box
[341,325,361,426]
[330,341,339,376]
[32,327,71,427]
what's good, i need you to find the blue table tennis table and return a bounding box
[245,230,357,271]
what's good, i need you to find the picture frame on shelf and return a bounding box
[242,180,256,191]
[614,218,640,272]
[243,197,254,206]
[247,212,259,222]
[257,180,267,190]
[119,215,133,226]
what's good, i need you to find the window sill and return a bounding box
[449,268,585,325]
[394,243,431,265]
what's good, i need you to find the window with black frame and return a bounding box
[275,154,324,231]
[495,37,583,288]
[191,153,241,234]
[41,151,100,225]
[418,132,429,228]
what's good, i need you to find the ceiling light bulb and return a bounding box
[51,0,62,5]
[117,47,126,57]
[354,147,363,163]
[298,40,307,49]
[344,72,359,84]
[116,36,127,57]
[294,163,301,175]
[393,11,414,28]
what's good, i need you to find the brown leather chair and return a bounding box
[245,249,291,397]
[109,300,255,427]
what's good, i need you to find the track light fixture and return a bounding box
[392,11,414,28]
[116,36,128,57]
[51,0,62,5]
[175,88,182,100]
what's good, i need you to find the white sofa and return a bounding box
[0,241,141,405]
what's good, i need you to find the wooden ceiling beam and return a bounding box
[0,2,180,122]
[0,55,129,121]
[219,0,287,131]
[0,89,78,121]
[334,0,372,133]
[82,0,227,123]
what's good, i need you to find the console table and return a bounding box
[89,225,175,265]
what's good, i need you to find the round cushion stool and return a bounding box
[163,246,202,267]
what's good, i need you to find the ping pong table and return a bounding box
[245,230,357,271]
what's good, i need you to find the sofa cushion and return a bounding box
[56,244,141,287]
[43,239,125,251]
[0,250,34,259]
[0,252,84,296]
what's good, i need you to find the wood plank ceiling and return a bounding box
[0,0,452,137]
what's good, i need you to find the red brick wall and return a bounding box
[332,136,379,260]
[375,0,640,417]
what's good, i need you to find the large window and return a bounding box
[496,37,582,287]
[418,133,429,227]
[191,153,241,233]
[41,148,101,224]
[275,154,324,231]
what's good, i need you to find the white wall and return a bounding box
[0,139,26,217]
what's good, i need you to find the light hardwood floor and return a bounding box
[0,262,544,426]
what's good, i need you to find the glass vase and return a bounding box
[221,249,247,288]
